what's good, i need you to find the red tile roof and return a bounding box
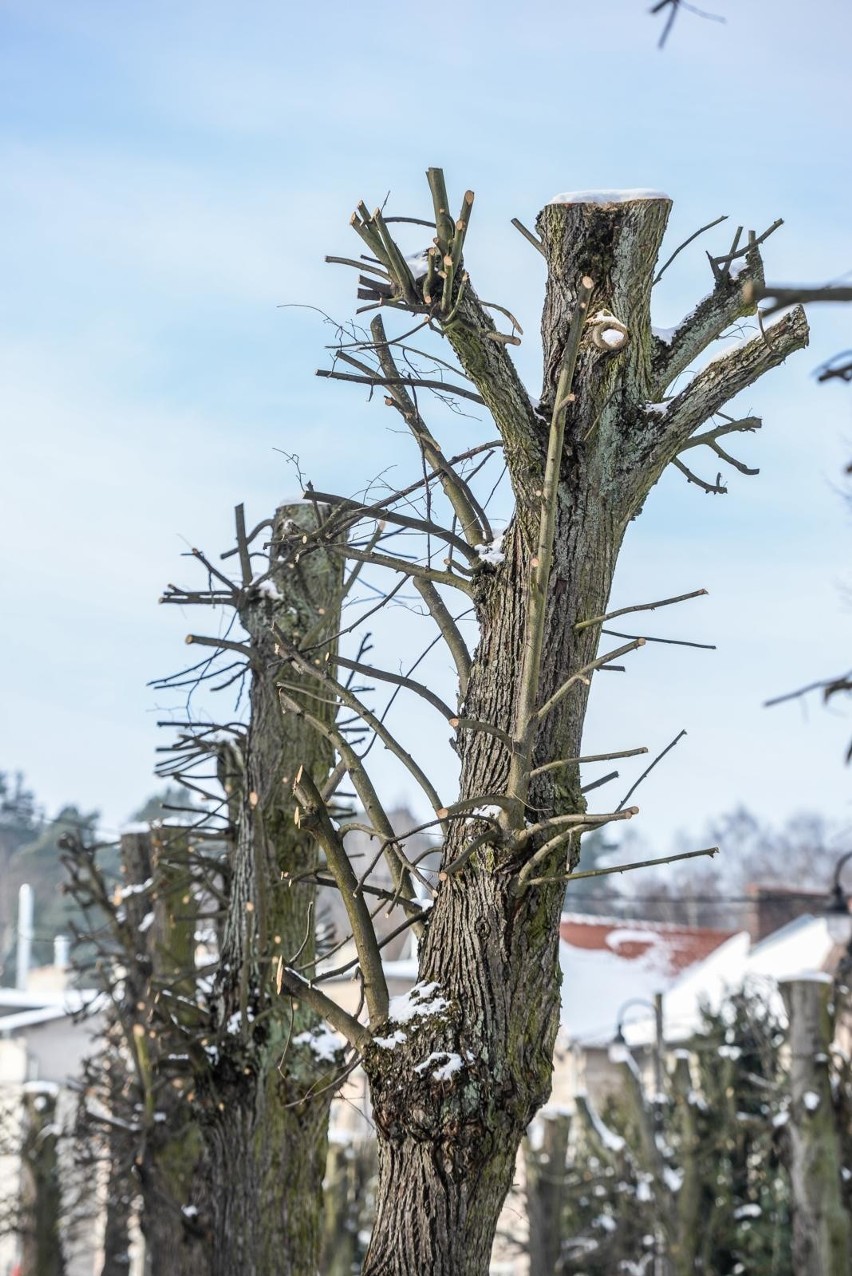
[559,913,736,978]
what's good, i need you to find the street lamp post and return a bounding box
[611,994,665,1101]
[825,850,852,950]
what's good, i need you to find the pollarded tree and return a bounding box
[271,170,808,1273]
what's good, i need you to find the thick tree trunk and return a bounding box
[780,976,850,1275]
[203,503,343,1276]
[358,188,807,1274]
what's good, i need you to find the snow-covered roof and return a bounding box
[0,1004,84,1033]
[623,914,840,1047]
[0,987,101,1029]
[558,914,735,1046]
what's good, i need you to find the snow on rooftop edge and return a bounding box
[547,189,670,206]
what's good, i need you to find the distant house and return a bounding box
[0,978,112,1276]
[621,911,849,1053]
[551,913,736,1103]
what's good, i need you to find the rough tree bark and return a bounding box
[200,502,344,1276]
[779,975,850,1275]
[293,178,809,1274]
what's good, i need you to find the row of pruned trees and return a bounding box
[23,166,823,1274]
[523,979,851,1275]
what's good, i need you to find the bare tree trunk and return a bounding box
[669,1053,700,1276]
[118,829,210,1276]
[525,1110,571,1276]
[780,976,850,1275]
[98,1111,133,1276]
[203,502,343,1276]
[354,187,807,1274]
[19,1086,65,1276]
[320,1134,376,1276]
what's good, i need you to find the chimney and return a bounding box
[54,934,70,973]
[746,884,827,943]
[16,883,33,992]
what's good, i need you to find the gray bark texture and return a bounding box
[780,976,851,1275]
[351,188,808,1274]
[201,503,343,1276]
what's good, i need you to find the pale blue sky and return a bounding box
[1,0,850,857]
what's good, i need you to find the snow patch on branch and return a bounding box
[114,878,153,901]
[293,1024,345,1062]
[475,533,505,566]
[373,1029,407,1050]
[388,981,449,1023]
[414,1050,465,1082]
[253,578,282,601]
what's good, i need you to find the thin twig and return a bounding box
[616,729,687,811]
[653,214,728,285]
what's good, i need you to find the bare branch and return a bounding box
[276,964,372,1052]
[672,457,728,494]
[616,728,687,811]
[233,504,254,587]
[510,217,545,257]
[293,767,389,1023]
[574,588,707,632]
[507,277,596,816]
[514,808,640,892]
[412,579,472,696]
[306,488,477,562]
[525,844,719,888]
[680,414,761,450]
[331,542,473,595]
[530,746,648,777]
[335,654,455,721]
[649,305,809,460]
[653,214,728,284]
[744,283,852,316]
[534,637,645,725]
